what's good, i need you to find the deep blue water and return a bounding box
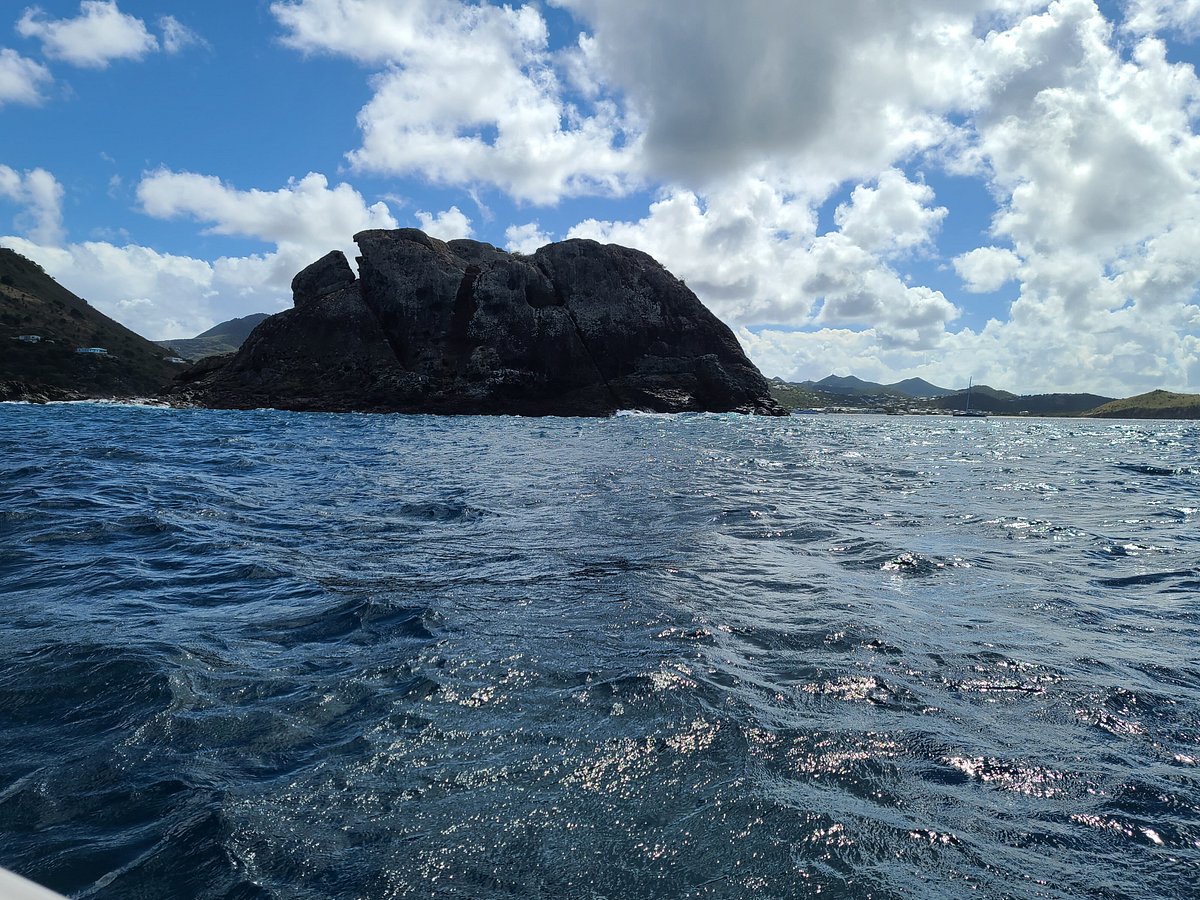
[1,403,1198,899]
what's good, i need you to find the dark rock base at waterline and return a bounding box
[0,379,85,404]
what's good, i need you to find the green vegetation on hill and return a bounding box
[805,374,896,396]
[927,387,1111,415]
[889,377,955,398]
[159,313,270,360]
[798,374,959,399]
[1,247,178,400]
[925,385,1019,412]
[769,374,1117,416]
[798,374,911,399]
[768,379,833,410]
[1087,390,1200,419]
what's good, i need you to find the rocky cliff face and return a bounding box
[176,229,784,416]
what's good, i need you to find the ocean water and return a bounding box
[0,404,1198,899]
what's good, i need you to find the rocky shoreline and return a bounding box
[0,380,86,404]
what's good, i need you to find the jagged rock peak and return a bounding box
[353,228,512,269]
[291,250,357,307]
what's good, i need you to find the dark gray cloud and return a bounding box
[556,0,1027,185]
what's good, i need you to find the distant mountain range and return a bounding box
[159,313,271,360]
[797,374,958,399]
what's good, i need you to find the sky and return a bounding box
[4,1,1200,395]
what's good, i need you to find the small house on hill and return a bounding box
[16,335,41,343]
[75,347,108,355]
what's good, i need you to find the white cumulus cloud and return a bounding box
[137,169,397,268]
[0,164,64,245]
[414,206,472,241]
[833,169,947,256]
[1124,0,1200,36]
[954,247,1022,293]
[504,222,552,254]
[271,0,642,204]
[17,1,158,69]
[0,48,51,105]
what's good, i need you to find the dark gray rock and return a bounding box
[176,229,785,416]
[0,379,79,403]
[291,250,357,308]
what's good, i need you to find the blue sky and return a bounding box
[4,1,1200,395]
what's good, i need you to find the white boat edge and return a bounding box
[0,867,67,899]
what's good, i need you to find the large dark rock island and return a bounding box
[175,229,784,416]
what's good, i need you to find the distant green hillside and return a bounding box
[889,377,955,398]
[927,387,1111,415]
[799,374,910,398]
[769,377,940,411]
[926,384,1017,410]
[1087,390,1200,419]
[797,374,957,400]
[769,374,1116,416]
[768,379,835,410]
[0,247,178,400]
[159,313,270,360]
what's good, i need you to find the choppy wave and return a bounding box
[1,406,1198,899]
